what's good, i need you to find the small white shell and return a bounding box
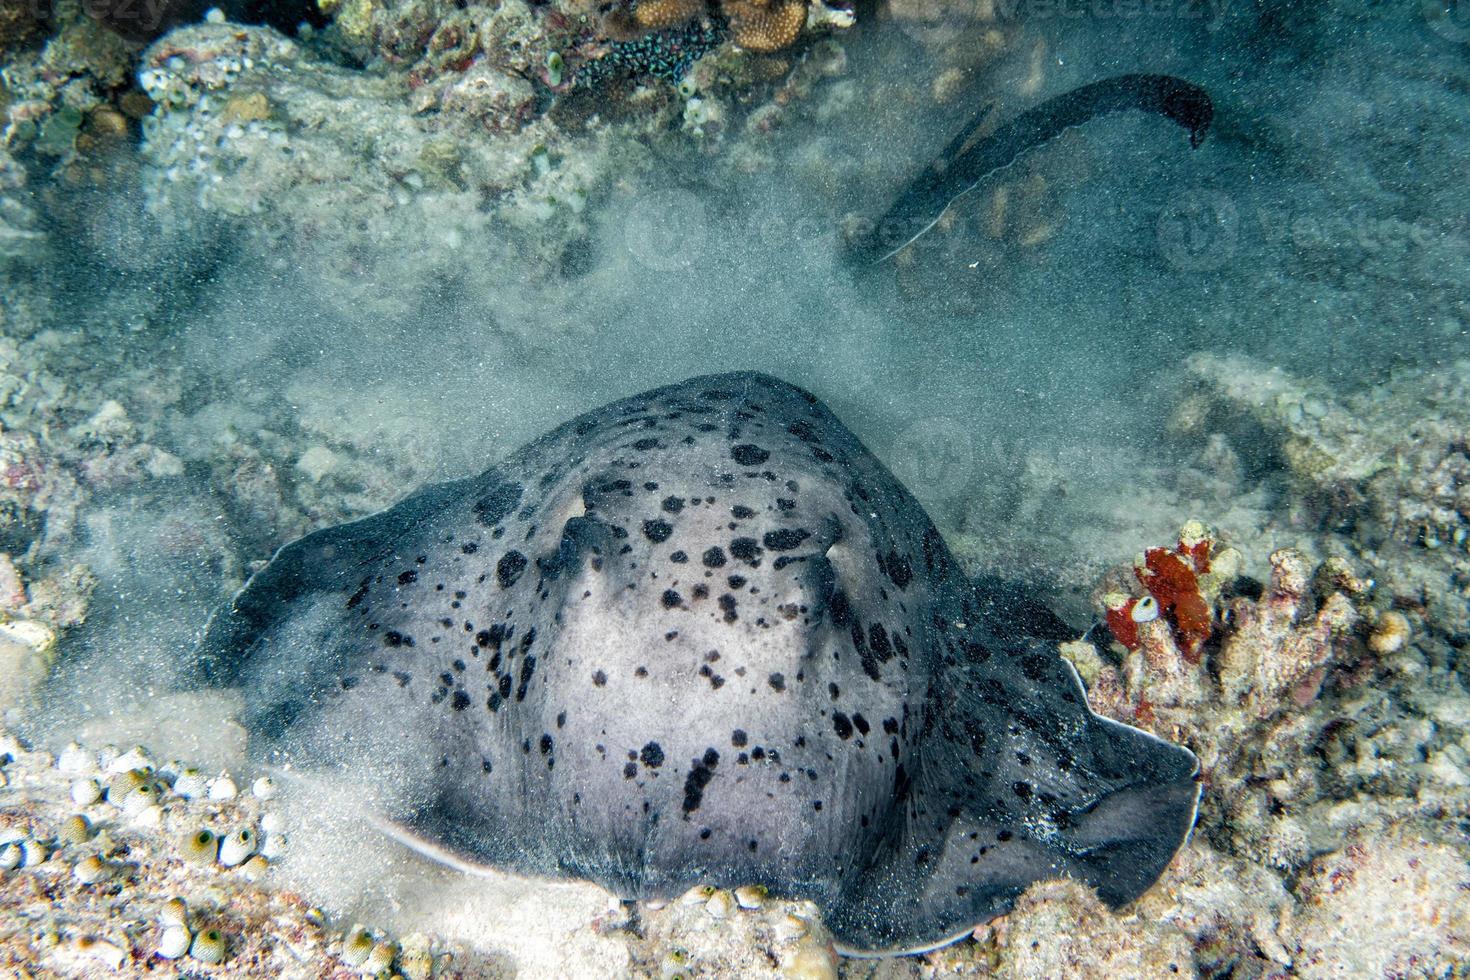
[73,856,110,884]
[159,897,189,929]
[70,778,102,806]
[340,926,374,966]
[57,743,94,774]
[362,940,396,974]
[217,828,257,868]
[705,889,736,918]
[120,781,161,816]
[181,827,219,863]
[734,884,768,909]
[0,843,22,870]
[59,814,92,844]
[260,831,288,859]
[679,884,717,905]
[172,769,208,799]
[105,746,153,775]
[156,925,191,960]
[1131,595,1160,623]
[206,776,238,801]
[251,776,276,799]
[20,838,47,867]
[189,928,227,964]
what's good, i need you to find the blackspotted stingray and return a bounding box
[194,372,1199,954]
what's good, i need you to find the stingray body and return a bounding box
[195,372,1198,954]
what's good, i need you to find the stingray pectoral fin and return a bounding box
[1054,742,1201,906]
[827,645,1199,954]
[189,472,486,687]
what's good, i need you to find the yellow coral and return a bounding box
[602,0,705,40]
[725,0,809,52]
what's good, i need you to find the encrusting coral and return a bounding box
[602,0,707,39]
[598,0,831,55]
[722,0,809,52]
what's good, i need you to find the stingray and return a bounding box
[192,372,1199,954]
[846,74,1214,265]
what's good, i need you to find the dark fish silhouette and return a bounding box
[848,73,1214,265]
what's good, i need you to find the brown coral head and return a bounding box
[600,0,705,40]
[724,0,808,52]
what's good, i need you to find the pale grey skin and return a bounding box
[194,372,1199,954]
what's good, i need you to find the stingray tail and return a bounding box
[846,73,1214,266]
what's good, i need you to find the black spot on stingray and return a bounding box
[787,420,820,443]
[474,482,523,527]
[540,733,554,755]
[497,551,528,588]
[397,570,418,585]
[592,670,607,687]
[727,575,747,589]
[869,623,893,663]
[692,583,710,600]
[729,537,761,562]
[768,672,786,692]
[515,656,537,701]
[451,690,471,711]
[670,550,688,563]
[461,541,480,555]
[640,742,665,768]
[731,444,770,466]
[702,546,727,568]
[661,589,683,609]
[623,762,637,779]
[763,528,810,551]
[731,504,756,519]
[632,437,661,451]
[718,594,738,623]
[643,519,673,543]
[731,729,747,747]
[881,550,913,589]
[662,496,685,514]
[682,761,716,814]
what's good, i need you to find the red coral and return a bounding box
[1136,546,1212,663]
[1106,598,1142,651]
